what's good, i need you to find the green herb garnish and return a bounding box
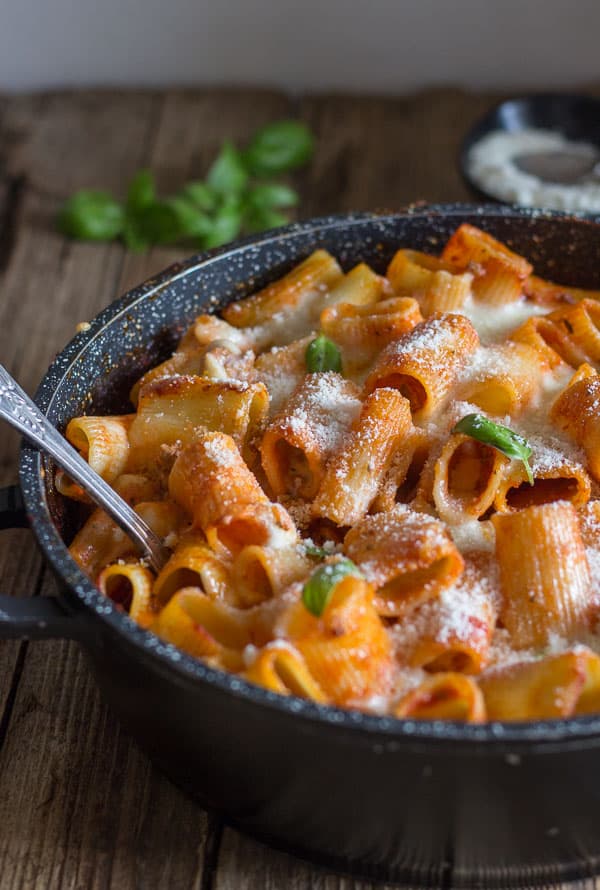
[242,120,314,176]
[301,558,363,617]
[57,191,125,241]
[304,543,330,559]
[305,334,342,374]
[57,120,314,252]
[452,413,534,484]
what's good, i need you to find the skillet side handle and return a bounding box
[0,483,28,529]
[0,484,89,641]
[0,594,88,640]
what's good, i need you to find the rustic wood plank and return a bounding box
[0,90,162,198]
[0,617,209,890]
[296,88,501,215]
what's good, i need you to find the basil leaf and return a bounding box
[244,207,290,234]
[302,558,363,617]
[182,180,218,211]
[304,543,330,559]
[452,413,534,484]
[122,216,150,252]
[57,191,125,241]
[135,201,182,244]
[126,169,155,212]
[167,196,214,239]
[243,120,314,176]
[201,198,244,249]
[246,183,299,209]
[305,334,342,374]
[124,172,177,249]
[207,142,248,196]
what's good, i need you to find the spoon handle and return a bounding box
[0,364,170,573]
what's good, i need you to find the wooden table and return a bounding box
[0,87,597,890]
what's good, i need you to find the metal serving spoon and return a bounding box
[513,149,600,185]
[0,364,171,573]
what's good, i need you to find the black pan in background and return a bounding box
[460,93,600,204]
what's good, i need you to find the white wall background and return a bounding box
[2,0,599,93]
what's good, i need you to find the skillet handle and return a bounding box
[0,484,89,641]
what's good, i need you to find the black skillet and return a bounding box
[459,93,600,203]
[2,206,600,888]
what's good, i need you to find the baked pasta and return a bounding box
[63,224,600,721]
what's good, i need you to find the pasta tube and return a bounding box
[169,432,296,555]
[441,224,532,299]
[278,574,393,706]
[480,649,600,720]
[363,313,479,420]
[394,673,486,722]
[492,502,592,649]
[129,376,269,468]
[232,544,313,607]
[153,531,234,607]
[223,249,342,330]
[254,336,313,416]
[98,562,156,627]
[66,415,133,483]
[493,449,591,512]
[510,316,584,369]
[344,506,464,617]
[243,642,328,703]
[455,343,541,415]
[524,273,600,307]
[393,557,497,674]
[68,473,174,578]
[320,297,422,371]
[260,372,362,499]
[387,249,472,315]
[323,262,389,307]
[151,587,251,671]
[432,433,508,524]
[546,299,600,364]
[551,372,600,482]
[312,388,413,526]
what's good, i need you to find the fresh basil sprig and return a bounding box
[452,413,534,484]
[57,120,314,252]
[305,334,342,374]
[302,558,363,617]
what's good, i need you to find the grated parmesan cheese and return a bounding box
[467,128,600,213]
[461,293,548,345]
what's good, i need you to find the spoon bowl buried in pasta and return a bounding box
[3,206,600,885]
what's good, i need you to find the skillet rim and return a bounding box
[19,203,600,747]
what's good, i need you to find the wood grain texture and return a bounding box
[296,89,490,216]
[0,86,598,890]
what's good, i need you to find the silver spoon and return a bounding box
[513,149,600,185]
[0,364,171,573]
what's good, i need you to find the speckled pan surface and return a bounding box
[20,204,600,746]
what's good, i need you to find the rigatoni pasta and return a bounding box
[363,313,479,420]
[62,223,600,722]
